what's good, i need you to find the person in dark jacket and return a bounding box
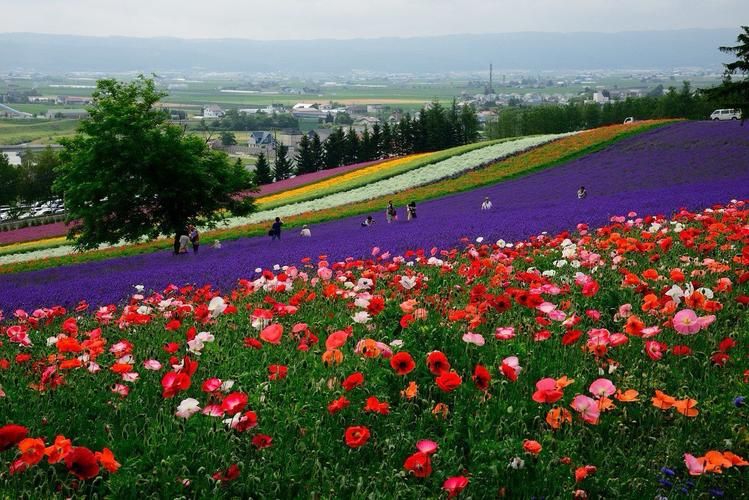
[270,217,283,240]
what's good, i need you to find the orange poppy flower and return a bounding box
[18,437,46,465]
[703,451,732,473]
[641,294,660,312]
[615,389,639,402]
[652,390,676,410]
[110,362,133,374]
[401,381,418,399]
[545,407,572,430]
[673,398,699,417]
[44,435,72,464]
[432,403,449,419]
[59,358,83,370]
[597,397,615,412]
[555,376,575,389]
[321,349,343,366]
[625,315,645,336]
[722,451,749,466]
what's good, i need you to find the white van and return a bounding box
[710,109,742,121]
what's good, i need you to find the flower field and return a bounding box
[254,140,514,210]
[0,122,665,268]
[233,133,570,225]
[0,200,747,497]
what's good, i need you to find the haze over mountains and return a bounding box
[0,29,733,74]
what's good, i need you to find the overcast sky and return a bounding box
[1,0,746,39]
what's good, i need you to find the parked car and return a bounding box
[710,109,742,121]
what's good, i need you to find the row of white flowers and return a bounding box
[0,133,571,265]
[225,133,572,227]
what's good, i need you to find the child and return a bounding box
[577,186,587,199]
[407,201,417,220]
[361,216,374,227]
[481,197,493,210]
[300,225,311,237]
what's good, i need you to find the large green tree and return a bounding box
[253,152,272,185]
[55,77,254,250]
[0,153,20,206]
[17,147,60,202]
[706,26,749,124]
[273,143,293,180]
[294,134,317,175]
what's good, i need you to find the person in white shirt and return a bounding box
[481,197,493,210]
[300,225,311,237]
[178,233,190,254]
[577,186,587,199]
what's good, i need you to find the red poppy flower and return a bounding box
[327,396,350,415]
[523,439,543,455]
[344,426,370,448]
[561,329,582,346]
[403,451,432,478]
[390,352,415,375]
[0,424,28,451]
[436,371,462,392]
[426,351,450,375]
[268,364,288,380]
[443,475,469,498]
[161,372,191,398]
[243,337,262,349]
[644,340,667,361]
[251,434,273,449]
[65,447,100,480]
[342,372,364,391]
[472,364,491,391]
[213,463,240,482]
[363,396,390,415]
[221,392,248,415]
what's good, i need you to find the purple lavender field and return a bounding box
[1,121,748,311]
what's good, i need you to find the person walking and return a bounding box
[481,197,493,210]
[577,186,587,199]
[407,201,417,220]
[300,224,311,237]
[270,217,283,240]
[188,225,200,253]
[386,201,397,223]
[178,231,190,254]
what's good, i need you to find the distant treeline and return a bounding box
[0,148,59,205]
[201,109,300,131]
[257,101,481,183]
[487,82,726,138]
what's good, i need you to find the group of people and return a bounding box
[361,200,417,227]
[266,217,311,239]
[174,225,200,255]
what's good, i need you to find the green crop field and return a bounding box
[0,119,80,145]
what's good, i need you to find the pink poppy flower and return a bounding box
[416,439,438,455]
[684,453,705,475]
[673,309,701,335]
[495,326,515,340]
[588,378,616,398]
[462,332,485,346]
[260,323,283,344]
[570,395,600,424]
[532,378,563,404]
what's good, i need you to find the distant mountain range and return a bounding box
[0,30,735,74]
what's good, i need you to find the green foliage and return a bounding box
[55,76,255,250]
[487,84,719,139]
[705,26,749,123]
[272,143,293,181]
[220,131,238,146]
[294,134,317,175]
[204,108,298,131]
[0,152,20,205]
[334,111,353,125]
[253,152,272,185]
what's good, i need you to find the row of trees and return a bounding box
[487,82,731,138]
[253,101,480,184]
[0,148,60,205]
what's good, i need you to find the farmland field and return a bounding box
[0,120,747,498]
[0,119,79,144]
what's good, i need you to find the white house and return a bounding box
[203,105,225,119]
